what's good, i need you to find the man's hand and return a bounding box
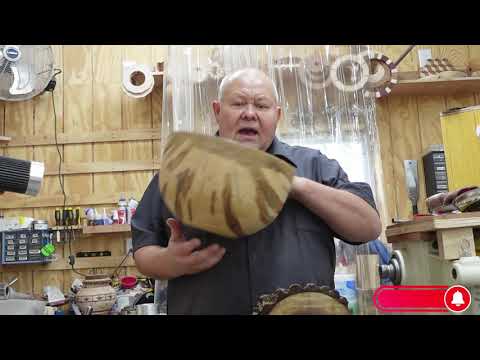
[164,218,226,278]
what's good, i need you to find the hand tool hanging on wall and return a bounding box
[74,208,80,226]
[404,160,419,216]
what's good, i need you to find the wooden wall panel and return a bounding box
[63,46,93,199]
[62,46,95,288]
[417,96,445,150]
[123,47,154,196]
[445,93,476,110]
[375,98,397,224]
[0,271,33,294]
[92,45,124,196]
[433,45,469,71]
[32,46,66,293]
[2,93,35,292]
[381,45,418,72]
[89,45,125,256]
[388,96,425,218]
[151,46,167,162]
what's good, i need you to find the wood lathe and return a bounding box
[381,212,480,314]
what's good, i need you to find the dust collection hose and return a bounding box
[0,155,44,196]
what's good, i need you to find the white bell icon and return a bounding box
[452,290,465,307]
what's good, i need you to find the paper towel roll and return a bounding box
[452,257,480,286]
[122,62,155,98]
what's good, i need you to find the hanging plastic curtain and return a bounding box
[161,44,387,223]
[161,45,377,142]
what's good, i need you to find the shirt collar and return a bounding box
[214,131,297,168]
[266,136,297,168]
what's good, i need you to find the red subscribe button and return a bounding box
[372,285,472,313]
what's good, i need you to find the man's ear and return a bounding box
[276,105,282,124]
[212,100,221,116]
[212,100,221,125]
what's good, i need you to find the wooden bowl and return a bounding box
[159,132,296,238]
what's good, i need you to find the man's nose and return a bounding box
[242,104,257,120]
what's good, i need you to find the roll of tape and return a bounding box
[330,53,369,93]
[122,62,155,98]
[452,257,480,286]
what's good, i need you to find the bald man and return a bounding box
[132,68,381,315]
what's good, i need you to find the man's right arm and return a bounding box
[131,174,226,280]
[134,218,226,280]
[133,245,177,280]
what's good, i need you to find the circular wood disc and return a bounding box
[330,53,370,92]
[159,132,296,238]
[254,284,350,315]
[268,292,351,315]
[363,52,399,98]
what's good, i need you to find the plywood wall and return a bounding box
[0,45,167,295]
[1,45,480,295]
[373,45,480,226]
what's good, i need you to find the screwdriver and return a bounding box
[55,209,62,243]
[62,209,68,226]
[74,208,80,226]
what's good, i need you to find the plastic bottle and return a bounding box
[334,264,359,315]
[118,194,128,225]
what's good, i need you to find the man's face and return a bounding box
[212,76,281,151]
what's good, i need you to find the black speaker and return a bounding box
[0,155,44,196]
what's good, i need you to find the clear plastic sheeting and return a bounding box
[161,45,377,147]
[161,45,387,224]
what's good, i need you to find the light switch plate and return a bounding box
[418,48,432,68]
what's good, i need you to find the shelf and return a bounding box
[0,255,135,272]
[51,225,82,231]
[389,76,480,97]
[82,224,131,234]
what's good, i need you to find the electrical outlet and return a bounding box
[418,48,432,68]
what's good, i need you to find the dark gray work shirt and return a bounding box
[131,136,377,315]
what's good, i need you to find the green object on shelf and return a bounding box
[41,243,55,257]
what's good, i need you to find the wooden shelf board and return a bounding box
[390,76,480,97]
[386,212,480,237]
[51,225,82,231]
[0,255,135,272]
[82,224,131,234]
